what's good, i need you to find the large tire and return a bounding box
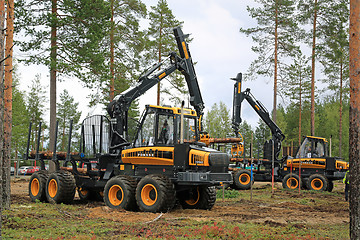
[135,175,176,213]
[29,170,49,202]
[103,175,137,211]
[178,185,216,210]
[78,188,92,201]
[282,173,302,190]
[78,188,104,202]
[307,174,329,191]
[327,180,334,192]
[231,169,253,190]
[46,170,76,204]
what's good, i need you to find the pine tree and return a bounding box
[315,97,349,158]
[26,75,48,151]
[241,0,300,123]
[2,0,14,210]
[11,73,29,160]
[147,0,186,105]
[106,0,146,103]
[297,0,347,136]
[57,90,82,152]
[317,0,349,157]
[349,1,360,236]
[282,49,312,145]
[0,0,5,224]
[15,0,110,150]
[204,101,232,139]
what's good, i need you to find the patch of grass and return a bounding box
[3,201,348,240]
[216,188,240,199]
[4,181,349,240]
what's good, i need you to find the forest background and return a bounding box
[11,0,350,164]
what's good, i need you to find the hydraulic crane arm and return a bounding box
[174,28,204,120]
[231,73,285,160]
[107,27,205,151]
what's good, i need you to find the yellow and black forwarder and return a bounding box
[228,73,348,192]
[25,27,232,213]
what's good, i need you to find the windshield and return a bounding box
[135,109,155,147]
[296,138,325,158]
[134,107,199,147]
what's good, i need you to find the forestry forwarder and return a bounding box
[228,73,348,191]
[25,27,232,213]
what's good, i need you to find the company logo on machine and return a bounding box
[292,159,325,165]
[124,149,173,159]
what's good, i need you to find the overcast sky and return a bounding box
[16,0,275,128]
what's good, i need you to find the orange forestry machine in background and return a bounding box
[227,73,348,191]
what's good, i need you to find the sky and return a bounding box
[16,0,275,129]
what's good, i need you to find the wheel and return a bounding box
[103,175,137,210]
[231,169,253,190]
[327,180,334,192]
[307,174,329,191]
[29,170,49,202]
[282,173,302,190]
[78,187,92,201]
[78,188,104,202]
[178,185,216,210]
[135,175,176,213]
[45,170,76,204]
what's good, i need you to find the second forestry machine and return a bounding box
[228,73,348,191]
[26,27,232,213]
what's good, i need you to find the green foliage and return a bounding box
[241,0,301,81]
[56,90,82,152]
[254,119,271,157]
[280,98,349,159]
[282,49,312,104]
[88,0,147,106]
[11,72,29,159]
[204,101,232,139]
[239,120,254,158]
[26,74,48,151]
[317,0,349,93]
[315,97,349,158]
[15,0,111,82]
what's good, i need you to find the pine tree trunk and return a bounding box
[3,0,14,210]
[310,0,318,136]
[273,2,278,123]
[0,0,5,235]
[349,1,360,238]
[339,59,343,157]
[49,0,57,172]
[110,0,115,102]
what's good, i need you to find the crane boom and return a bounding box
[107,27,205,150]
[231,73,285,161]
